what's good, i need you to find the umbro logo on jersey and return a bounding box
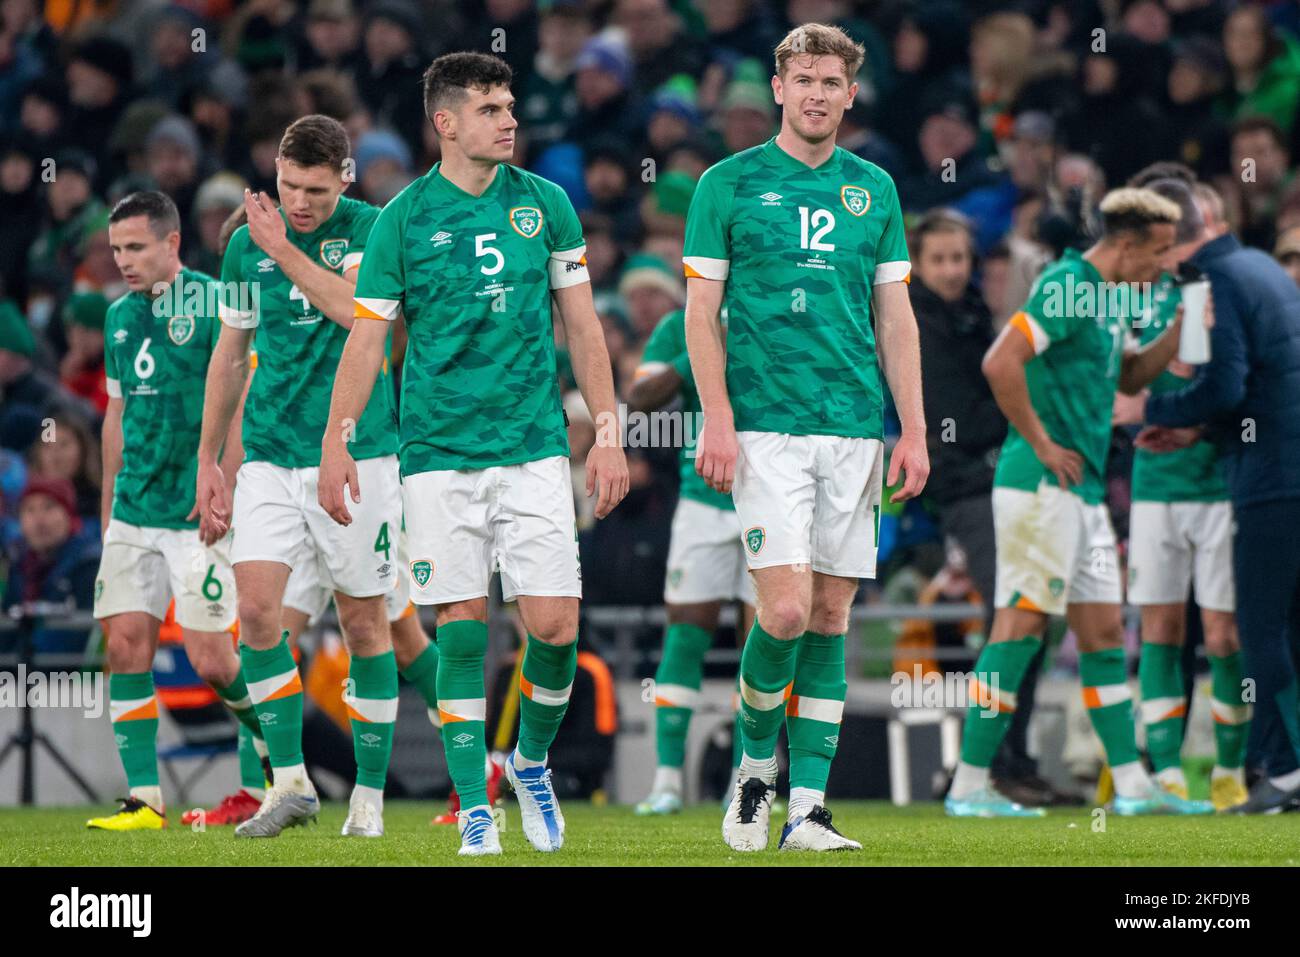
[430,231,453,247]
[759,191,783,205]
[257,258,277,272]
[113,329,128,343]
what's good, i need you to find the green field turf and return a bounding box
[3,801,1299,866]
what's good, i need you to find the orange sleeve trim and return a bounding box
[1009,312,1034,347]
[353,301,387,320]
[683,263,703,279]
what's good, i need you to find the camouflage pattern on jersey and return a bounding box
[353,163,586,475]
[220,194,397,469]
[1130,274,1227,502]
[681,138,911,439]
[104,267,221,529]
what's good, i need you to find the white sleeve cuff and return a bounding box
[105,377,122,398]
[354,297,401,321]
[683,256,729,280]
[342,252,364,274]
[549,245,590,289]
[219,301,258,329]
[873,260,912,285]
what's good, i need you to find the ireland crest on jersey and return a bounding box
[841,185,871,217]
[745,527,766,555]
[319,238,348,269]
[509,206,543,239]
[168,314,195,345]
[410,560,433,587]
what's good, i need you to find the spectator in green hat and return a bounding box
[59,292,109,414]
[617,252,685,340]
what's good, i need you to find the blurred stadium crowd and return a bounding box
[2,0,1300,664]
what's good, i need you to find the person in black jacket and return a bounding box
[911,209,1068,806]
[1136,188,1300,814]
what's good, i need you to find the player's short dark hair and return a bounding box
[1144,178,1204,244]
[422,52,513,122]
[278,114,351,173]
[109,190,180,239]
[1099,187,1181,241]
[1128,161,1196,189]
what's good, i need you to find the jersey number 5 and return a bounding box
[476,233,504,275]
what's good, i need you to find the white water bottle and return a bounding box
[1178,278,1211,365]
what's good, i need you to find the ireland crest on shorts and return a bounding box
[509,206,543,238]
[410,560,433,587]
[841,185,871,217]
[319,238,348,269]
[167,314,195,345]
[745,527,765,555]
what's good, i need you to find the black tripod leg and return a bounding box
[33,732,100,802]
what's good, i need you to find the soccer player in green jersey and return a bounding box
[87,191,266,831]
[318,52,628,857]
[1118,174,1249,811]
[685,24,930,851]
[194,115,403,838]
[947,187,1214,817]
[631,307,757,815]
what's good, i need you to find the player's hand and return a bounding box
[1035,438,1084,488]
[191,459,231,546]
[244,189,288,258]
[318,440,360,526]
[1135,425,1201,453]
[586,441,629,519]
[695,415,738,494]
[887,430,930,503]
[1112,389,1147,426]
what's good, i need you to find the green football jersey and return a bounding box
[681,138,911,439]
[104,267,221,529]
[220,194,397,469]
[638,309,733,511]
[1130,275,1228,502]
[352,162,584,475]
[994,249,1133,506]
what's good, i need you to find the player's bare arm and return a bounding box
[100,396,124,536]
[552,281,628,519]
[243,188,360,330]
[193,322,252,544]
[873,280,930,503]
[318,313,388,526]
[983,319,1083,489]
[684,275,736,494]
[627,360,683,414]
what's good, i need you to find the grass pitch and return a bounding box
[3,801,1298,866]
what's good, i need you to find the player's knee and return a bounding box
[236,596,280,642]
[807,606,849,636]
[759,599,808,640]
[105,628,151,671]
[191,648,237,687]
[1203,613,1238,656]
[528,613,579,645]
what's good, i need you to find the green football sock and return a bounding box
[1080,648,1140,768]
[738,621,798,761]
[653,623,713,768]
[1210,651,1250,769]
[237,723,265,792]
[214,670,265,741]
[958,636,1041,768]
[346,649,398,790]
[731,674,742,770]
[517,635,578,762]
[1138,642,1185,772]
[400,640,440,713]
[109,672,159,790]
[240,633,304,769]
[786,631,846,793]
[436,620,489,808]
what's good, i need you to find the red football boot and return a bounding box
[181,789,262,826]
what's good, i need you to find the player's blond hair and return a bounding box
[1099,187,1182,238]
[774,23,865,82]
